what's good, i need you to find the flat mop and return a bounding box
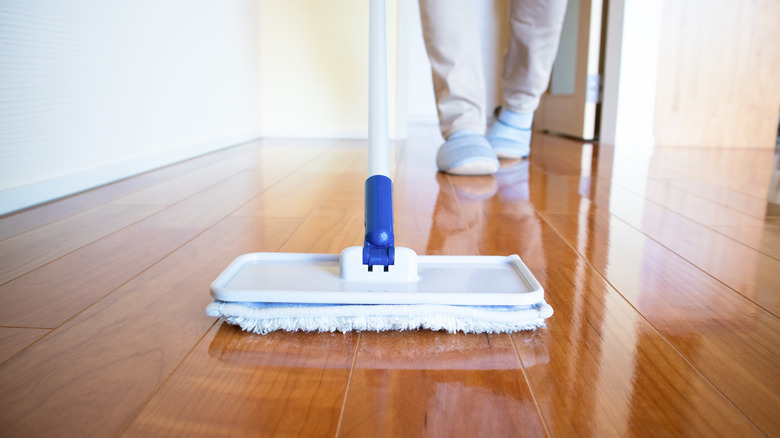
[206,0,552,334]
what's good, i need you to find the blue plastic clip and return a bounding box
[363,175,395,270]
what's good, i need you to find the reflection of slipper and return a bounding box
[448,175,498,201]
[496,160,530,200]
[496,160,529,183]
[436,134,499,175]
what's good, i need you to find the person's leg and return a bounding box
[488,0,567,158]
[419,0,486,138]
[419,0,498,175]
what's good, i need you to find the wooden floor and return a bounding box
[1,126,779,437]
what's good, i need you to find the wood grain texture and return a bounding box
[511,266,762,437]
[0,217,300,437]
[519,141,780,436]
[441,159,766,436]
[541,209,780,435]
[0,225,195,329]
[0,169,286,329]
[0,140,375,435]
[0,130,778,437]
[0,204,163,285]
[527,136,780,315]
[339,331,547,437]
[0,138,259,241]
[123,324,358,437]
[711,224,780,260]
[394,134,478,255]
[109,147,286,206]
[0,328,49,364]
[603,184,780,315]
[0,176,163,241]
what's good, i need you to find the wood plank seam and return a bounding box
[0,145,290,285]
[116,320,221,436]
[530,206,767,433]
[0,142,317,293]
[0,205,165,287]
[526,158,780,318]
[0,145,324,359]
[335,332,362,438]
[607,181,780,263]
[102,143,369,434]
[559,147,779,259]
[508,334,552,438]
[0,328,51,367]
[0,140,261,240]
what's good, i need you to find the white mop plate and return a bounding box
[210,248,544,306]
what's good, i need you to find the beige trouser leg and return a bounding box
[419,0,568,138]
[418,0,486,138]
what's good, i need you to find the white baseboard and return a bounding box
[258,128,368,140]
[258,127,410,141]
[0,130,262,216]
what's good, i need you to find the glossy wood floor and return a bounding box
[1,126,778,437]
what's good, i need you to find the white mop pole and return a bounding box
[368,0,389,177]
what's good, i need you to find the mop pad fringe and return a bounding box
[206,301,553,334]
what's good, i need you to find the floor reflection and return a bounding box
[206,131,778,435]
[341,330,547,436]
[355,330,520,370]
[432,160,548,266]
[525,134,778,434]
[208,322,357,368]
[767,139,780,213]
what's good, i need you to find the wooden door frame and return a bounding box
[536,0,604,141]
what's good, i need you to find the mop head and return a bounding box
[208,249,552,334]
[206,300,553,334]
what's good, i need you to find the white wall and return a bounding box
[0,0,514,215]
[0,0,264,215]
[402,0,438,125]
[258,0,401,139]
[255,0,506,140]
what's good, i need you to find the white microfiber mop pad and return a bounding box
[206,301,553,334]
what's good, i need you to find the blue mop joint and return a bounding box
[363,175,395,271]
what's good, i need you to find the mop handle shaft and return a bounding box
[368,0,389,177]
[363,0,394,268]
